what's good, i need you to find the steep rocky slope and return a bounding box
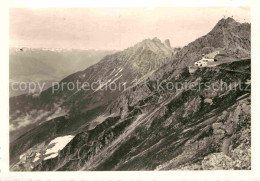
[172,17,250,67]
[10,18,251,171]
[12,59,250,171]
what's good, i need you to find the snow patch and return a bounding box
[109,69,116,76]
[94,79,112,91]
[44,135,75,160]
[79,73,86,78]
[108,74,122,86]
[19,153,25,159]
[46,107,68,120]
[136,113,146,122]
[204,98,213,105]
[94,73,122,92]
[114,68,123,77]
[33,153,41,162]
[88,114,114,130]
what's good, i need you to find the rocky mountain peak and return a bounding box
[139,37,161,46]
[172,17,250,67]
[219,17,236,24]
[164,39,171,48]
[131,37,174,56]
[152,37,161,42]
[211,17,241,32]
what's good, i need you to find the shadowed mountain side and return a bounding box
[29,59,251,171]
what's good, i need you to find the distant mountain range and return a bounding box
[10,18,251,171]
[9,48,117,96]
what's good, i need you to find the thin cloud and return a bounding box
[10,7,250,50]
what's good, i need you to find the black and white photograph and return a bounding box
[8,7,252,171]
[1,0,260,180]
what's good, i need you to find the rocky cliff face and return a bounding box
[172,17,250,67]
[27,59,250,171]
[10,18,251,171]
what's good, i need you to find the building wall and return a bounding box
[194,51,220,67]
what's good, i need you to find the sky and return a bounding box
[10,7,250,50]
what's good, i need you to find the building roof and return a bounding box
[204,51,220,59]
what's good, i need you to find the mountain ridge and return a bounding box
[171,17,250,67]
